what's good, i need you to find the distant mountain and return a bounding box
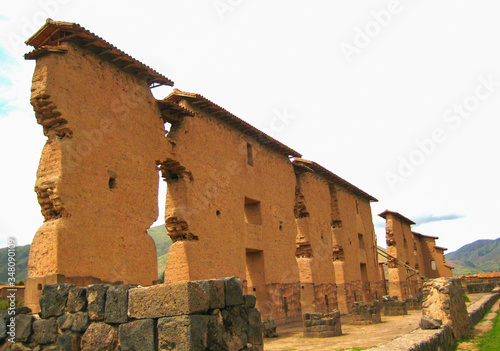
[446,238,500,276]
[0,225,172,285]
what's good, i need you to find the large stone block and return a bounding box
[67,287,87,313]
[104,286,130,324]
[80,322,118,351]
[197,279,225,310]
[87,284,109,321]
[118,319,156,351]
[58,332,81,351]
[59,312,91,333]
[39,283,72,318]
[0,311,7,343]
[14,314,33,343]
[5,344,34,351]
[157,315,211,350]
[32,318,58,345]
[243,294,257,309]
[247,308,264,346]
[219,277,244,307]
[263,317,278,338]
[128,281,209,319]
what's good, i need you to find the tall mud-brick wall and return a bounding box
[161,93,302,324]
[26,40,173,310]
[380,211,422,300]
[292,159,382,314]
[293,168,338,315]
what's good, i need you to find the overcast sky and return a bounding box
[1,1,499,254]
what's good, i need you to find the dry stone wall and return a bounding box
[0,277,264,351]
[382,295,407,316]
[302,311,342,338]
[460,273,500,294]
[421,277,469,340]
[351,300,382,325]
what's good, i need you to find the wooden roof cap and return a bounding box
[25,19,173,87]
[293,158,378,202]
[164,89,302,158]
[412,231,439,240]
[378,210,416,224]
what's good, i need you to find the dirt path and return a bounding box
[264,310,422,351]
[455,300,500,351]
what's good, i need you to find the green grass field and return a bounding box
[477,310,500,351]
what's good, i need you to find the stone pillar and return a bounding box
[421,277,469,340]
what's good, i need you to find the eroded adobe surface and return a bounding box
[26,22,174,310]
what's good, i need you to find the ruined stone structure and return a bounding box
[351,300,382,325]
[302,311,342,338]
[379,211,453,301]
[23,20,453,326]
[421,277,469,340]
[460,272,500,293]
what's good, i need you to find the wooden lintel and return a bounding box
[122,63,139,70]
[98,48,116,56]
[52,32,80,44]
[38,28,61,47]
[84,39,100,47]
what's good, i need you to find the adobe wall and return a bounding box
[294,169,337,314]
[26,41,171,310]
[334,185,383,309]
[382,212,421,300]
[413,235,432,278]
[434,248,453,278]
[161,99,302,324]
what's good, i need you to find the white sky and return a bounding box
[1,1,499,253]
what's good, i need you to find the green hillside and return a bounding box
[0,225,172,284]
[446,238,500,276]
[0,244,30,285]
[146,224,172,277]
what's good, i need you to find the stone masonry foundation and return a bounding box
[0,277,264,351]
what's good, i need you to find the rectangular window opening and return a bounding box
[358,233,365,249]
[431,260,437,271]
[247,143,253,166]
[360,263,369,282]
[244,197,262,225]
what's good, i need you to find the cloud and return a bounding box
[413,213,466,225]
[374,213,465,229]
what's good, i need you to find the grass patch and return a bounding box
[477,310,500,351]
[463,294,471,303]
[449,331,475,351]
[0,297,23,310]
[451,306,500,350]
